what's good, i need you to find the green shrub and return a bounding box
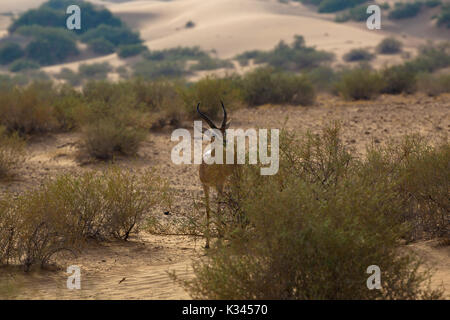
[246,35,334,72]
[17,26,79,65]
[0,43,24,65]
[78,62,112,80]
[437,4,450,28]
[404,42,450,73]
[318,0,368,13]
[377,37,403,54]
[81,25,141,47]
[179,125,443,299]
[0,126,26,178]
[418,73,450,96]
[336,4,371,22]
[425,0,441,8]
[88,38,115,55]
[389,2,423,19]
[55,68,82,86]
[343,48,374,62]
[180,76,243,119]
[190,56,233,71]
[8,7,65,33]
[241,67,316,106]
[381,65,417,94]
[9,59,40,72]
[305,66,337,92]
[118,44,148,58]
[335,67,383,100]
[133,60,187,80]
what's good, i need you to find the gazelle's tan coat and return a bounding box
[197,102,235,248]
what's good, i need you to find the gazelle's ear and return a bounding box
[225,118,232,129]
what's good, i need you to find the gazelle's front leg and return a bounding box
[203,184,211,249]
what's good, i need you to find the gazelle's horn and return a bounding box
[220,100,227,130]
[197,103,218,129]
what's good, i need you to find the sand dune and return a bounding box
[0,0,446,75]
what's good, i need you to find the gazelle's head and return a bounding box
[197,101,231,145]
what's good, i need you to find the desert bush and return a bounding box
[305,66,337,92]
[185,21,195,28]
[190,56,233,71]
[17,26,79,65]
[9,59,40,72]
[248,35,334,72]
[0,42,24,65]
[364,135,449,240]
[241,67,315,106]
[404,42,450,73]
[418,73,450,96]
[389,2,425,20]
[143,46,208,62]
[55,68,82,86]
[80,117,146,160]
[180,76,244,119]
[335,67,383,100]
[118,44,148,58]
[437,4,450,28]
[88,38,115,55]
[335,4,371,22]
[343,48,375,62]
[0,127,26,178]
[179,125,443,299]
[8,7,65,33]
[81,25,141,47]
[133,60,187,80]
[78,62,112,80]
[377,37,403,54]
[316,0,369,13]
[381,65,417,94]
[0,81,59,133]
[0,166,169,271]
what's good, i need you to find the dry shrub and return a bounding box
[364,135,449,240]
[0,81,59,134]
[0,126,26,178]
[418,73,450,96]
[0,167,169,271]
[177,124,444,300]
[335,67,383,100]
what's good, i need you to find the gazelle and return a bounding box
[197,101,234,248]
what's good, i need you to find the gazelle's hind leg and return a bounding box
[203,184,211,249]
[216,184,225,238]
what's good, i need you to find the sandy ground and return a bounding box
[0,93,448,299]
[1,0,448,76]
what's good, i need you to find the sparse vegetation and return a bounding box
[0,167,169,270]
[78,62,112,81]
[0,126,26,178]
[381,65,417,94]
[177,124,444,299]
[235,35,334,72]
